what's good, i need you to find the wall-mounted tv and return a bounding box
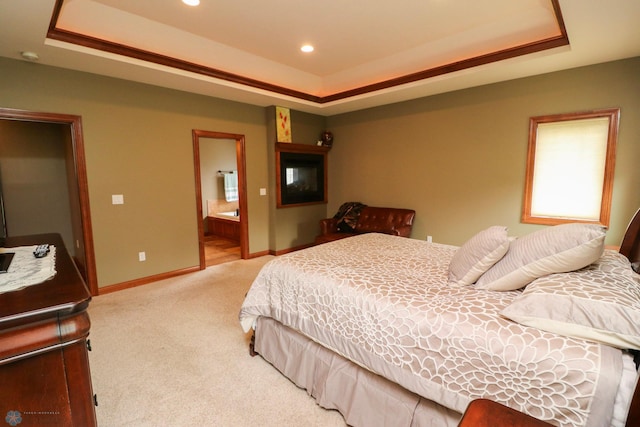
[276,149,327,207]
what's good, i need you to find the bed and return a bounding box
[239,210,640,427]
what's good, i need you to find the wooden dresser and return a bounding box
[0,234,97,426]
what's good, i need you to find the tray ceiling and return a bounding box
[1,0,639,115]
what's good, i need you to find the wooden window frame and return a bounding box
[522,108,620,227]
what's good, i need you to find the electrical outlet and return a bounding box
[426,235,433,243]
[138,251,146,262]
[112,194,124,205]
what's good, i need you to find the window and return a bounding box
[522,108,619,226]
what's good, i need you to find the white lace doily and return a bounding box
[0,245,57,294]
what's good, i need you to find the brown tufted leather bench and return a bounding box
[315,206,415,245]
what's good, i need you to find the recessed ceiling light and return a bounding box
[182,0,200,6]
[301,45,314,53]
[21,51,39,61]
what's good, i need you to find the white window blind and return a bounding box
[522,108,619,226]
[531,118,609,221]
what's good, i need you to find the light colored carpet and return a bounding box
[88,256,347,426]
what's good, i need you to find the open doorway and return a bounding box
[192,130,248,268]
[0,107,97,294]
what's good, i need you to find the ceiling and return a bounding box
[1,0,639,116]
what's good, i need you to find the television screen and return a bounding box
[279,151,325,206]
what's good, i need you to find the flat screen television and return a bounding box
[277,151,327,207]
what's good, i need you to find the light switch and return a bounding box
[112,194,124,205]
[259,188,267,196]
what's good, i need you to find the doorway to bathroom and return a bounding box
[192,130,248,268]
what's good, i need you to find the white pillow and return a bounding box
[447,226,509,286]
[501,250,640,350]
[476,223,606,291]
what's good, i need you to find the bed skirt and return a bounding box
[254,316,462,427]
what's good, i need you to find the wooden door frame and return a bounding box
[0,107,98,295]
[192,130,248,268]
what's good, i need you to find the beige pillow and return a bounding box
[476,223,606,291]
[448,226,509,286]
[501,250,640,350]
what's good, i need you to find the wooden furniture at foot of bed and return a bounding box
[458,399,555,427]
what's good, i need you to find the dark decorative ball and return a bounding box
[321,131,334,147]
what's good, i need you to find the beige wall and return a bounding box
[0,57,271,287]
[1,56,638,288]
[199,138,236,213]
[265,106,328,251]
[0,121,75,250]
[327,57,640,246]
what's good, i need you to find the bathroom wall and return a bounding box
[199,137,237,233]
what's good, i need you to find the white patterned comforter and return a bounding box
[239,233,626,427]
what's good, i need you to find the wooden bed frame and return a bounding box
[250,208,640,426]
[619,208,640,427]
